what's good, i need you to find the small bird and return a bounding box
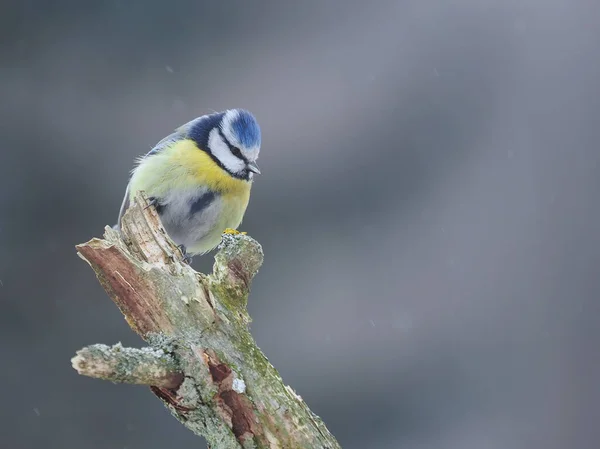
[117,109,261,262]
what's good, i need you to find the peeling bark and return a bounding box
[72,192,341,449]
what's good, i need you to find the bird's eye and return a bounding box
[230,146,245,161]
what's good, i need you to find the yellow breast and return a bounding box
[129,138,252,200]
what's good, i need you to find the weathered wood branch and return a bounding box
[72,343,183,388]
[72,192,341,449]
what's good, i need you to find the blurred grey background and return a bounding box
[1,0,599,448]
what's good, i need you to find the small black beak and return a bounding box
[247,161,261,174]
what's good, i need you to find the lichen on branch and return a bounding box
[72,343,183,389]
[72,192,341,449]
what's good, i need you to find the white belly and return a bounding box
[157,186,248,255]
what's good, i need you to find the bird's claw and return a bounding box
[145,196,159,210]
[177,244,193,265]
[223,228,247,235]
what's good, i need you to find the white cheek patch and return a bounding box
[208,128,245,174]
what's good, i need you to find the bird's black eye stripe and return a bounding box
[230,146,245,161]
[217,127,248,163]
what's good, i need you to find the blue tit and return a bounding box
[116,109,261,262]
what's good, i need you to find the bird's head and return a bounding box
[188,109,261,180]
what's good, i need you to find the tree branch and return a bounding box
[72,192,341,449]
[72,343,183,389]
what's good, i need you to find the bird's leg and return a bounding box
[177,244,193,265]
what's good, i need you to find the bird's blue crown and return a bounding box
[228,109,261,149]
[187,109,261,155]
